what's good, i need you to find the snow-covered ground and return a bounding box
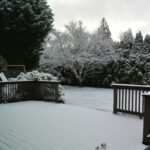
[64,86,113,111]
[0,86,146,150]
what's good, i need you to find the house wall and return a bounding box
[0,55,26,78]
[2,65,26,78]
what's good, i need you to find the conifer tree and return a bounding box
[0,0,53,69]
[98,17,111,39]
[133,31,143,53]
[144,34,150,52]
[119,29,134,50]
[93,17,114,57]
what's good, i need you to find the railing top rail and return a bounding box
[7,65,25,67]
[112,83,150,89]
[142,92,150,96]
[0,80,60,84]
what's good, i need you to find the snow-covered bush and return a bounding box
[9,71,58,81]
[8,71,64,101]
[113,56,144,84]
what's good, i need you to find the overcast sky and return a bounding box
[47,0,150,41]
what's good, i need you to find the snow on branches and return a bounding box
[40,19,117,86]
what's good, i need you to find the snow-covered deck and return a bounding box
[0,101,146,150]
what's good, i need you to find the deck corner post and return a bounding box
[113,86,117,114]
[143,93,150,145]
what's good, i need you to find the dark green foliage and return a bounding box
[119,29,134,50]
[0,0,53,69]
[113,57,144,84]
[133,31,143,52]
[144,35,150,52]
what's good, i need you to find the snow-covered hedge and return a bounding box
[8,71,64,101]
[9,71,58,81]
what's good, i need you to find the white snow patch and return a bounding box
[64,86,113,111]
[0,72,8,81]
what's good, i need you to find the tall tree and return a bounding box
[144,34,150,52]
[40,21,118,86]
[91,17,115,61]
[119,29,134,50]
[98,17,111,39]
[133,31,143,53]
[41,21,97,86]
[0,0,53,69]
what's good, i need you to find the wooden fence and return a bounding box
[112,83,150,118]
[0,81,63,103]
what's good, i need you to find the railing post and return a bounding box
[143,93,150,145]
[33,81,39,100]
[113,86,117,114]
[0,84,2,103]
[55,83,59,101]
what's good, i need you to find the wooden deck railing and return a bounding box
[0,81,63,103]
[112,83,150,118]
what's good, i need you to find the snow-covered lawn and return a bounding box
[64,86,113,111]
[0,101,146,150]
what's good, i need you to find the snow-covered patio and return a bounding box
[0,101,146,150]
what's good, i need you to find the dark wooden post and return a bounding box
[55,83,59,101]
[113,86,117,114]
[143,93,150,145]
[29,82,34,100]
[0,84,2,103]
[33,81,40,100]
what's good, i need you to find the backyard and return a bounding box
[0,0,150,149]
[64,86,113,111]
[0,86,146,150]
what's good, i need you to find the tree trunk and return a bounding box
[78,78,83,87]
[71,68,83,87]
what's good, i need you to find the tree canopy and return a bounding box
[40,19,117,86]
[40,18,150,87]
[0,0,53,69]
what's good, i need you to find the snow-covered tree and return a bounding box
[143,62,150,84]
[41,21,103,86]
[133,31,144,53]
[144,34,150,53]
[113,55,144,84]
[119,29,134,50]
[98,17,111,39]
[40,19,120,86]
[90,18,115,61]
[0,0,53,69]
